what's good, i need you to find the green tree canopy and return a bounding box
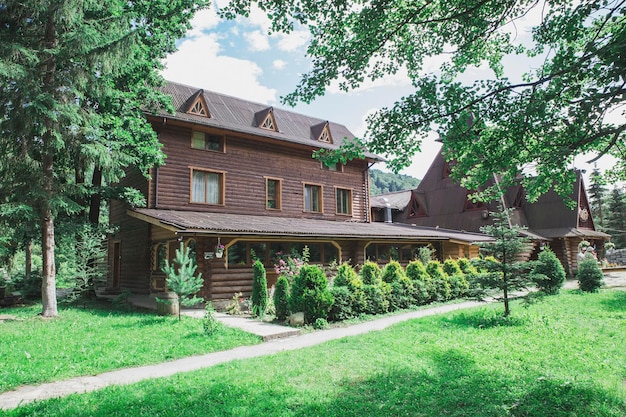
[223,0,626,201]
[0,0,208,316]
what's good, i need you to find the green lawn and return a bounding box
[0,302,261,393]
[3,290,625,416]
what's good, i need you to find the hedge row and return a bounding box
[274,258,477,325]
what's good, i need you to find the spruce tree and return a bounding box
[606,187,626,248]
[162,242,204,320]
[588,167,607,231]
[474,206,535,317]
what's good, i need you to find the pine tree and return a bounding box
[588,167,607,231]
[474,206,535,317]
[606,187,626,248]
[162,242,204,320]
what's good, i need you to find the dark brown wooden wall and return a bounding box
[108,168,152,293]
[151,124,370,221]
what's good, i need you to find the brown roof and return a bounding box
[130,209,492,243]
[370,190,412,210]
[154,81,380,160]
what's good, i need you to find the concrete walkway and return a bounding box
[0,300,484,411]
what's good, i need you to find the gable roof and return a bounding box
[373,149,610,240]
[153,81,379,160]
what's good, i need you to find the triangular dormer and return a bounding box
[185,89,210,118]
[311,121,333,143]
[463,190,486,211]
[255,107,278,132]
[408,192,428,218]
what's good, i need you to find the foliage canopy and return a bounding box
[223,0,626,201]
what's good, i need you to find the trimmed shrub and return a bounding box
[290,265,334,323]
[328,286,354,321]
[577,257,604,293]
[333,262,357,287]
[532,249,566,295]
[360,261,381,285]
[273,275,289,321]
[388,276,415,310]
[426,260,451,302]
[448,274,470,298]
[251,260,269,318]
[313,318,330,330]
[457,258,478,275]
[362,284,389,315]
[406,260,432,304]
[442,259,462,276]
[381,260,405,284]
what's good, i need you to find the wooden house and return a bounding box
[371,151,610,275]
[107,81,490,303]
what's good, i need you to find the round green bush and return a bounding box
[290,265,334,323]
[448,274,469,298]
[457,258,478,275]
[426,260,451,302]
[313,318,330,330]
[334,262,357,287]
[442,259,462,276]
[362,284,389,315]
[577,257,604,293]
[406,260,432,303]
[360,261,381,285]
[388,276,415,310]
[328,286,354,321]
[381,260,405,284]
[532,249,566,295]
[273,275,289,321]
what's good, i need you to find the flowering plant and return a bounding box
[274,251,304,280]
[215,243,225,251]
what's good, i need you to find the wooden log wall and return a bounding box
[151,124,369,222]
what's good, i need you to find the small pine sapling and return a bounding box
[161,242,204,320]
[577,257,604,292]
[532,248,566,295]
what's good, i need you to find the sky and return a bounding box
[161,3,616,183]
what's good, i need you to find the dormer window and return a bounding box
[311,121,333,144]
[464,190,486,211]
[255,107,278,132]
[185,89,210,118]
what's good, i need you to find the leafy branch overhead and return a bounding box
[223,0,626,201]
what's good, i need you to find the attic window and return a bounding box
[318,126,332,143]
[255,107,278,132]
[464,191,486,211]
[260,113,276,131]
[187,94,209,118]
[408,196,427,218]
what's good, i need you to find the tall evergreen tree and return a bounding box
[606,187,626,248]
[0,0,208,317]
[588,167,608,231]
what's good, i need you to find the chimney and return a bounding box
[383,198,392,223]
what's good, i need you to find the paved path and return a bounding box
[0,300,484,411]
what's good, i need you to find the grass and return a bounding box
[3,289,625,416]
[0,301,261,393]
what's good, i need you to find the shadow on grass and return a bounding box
[444,307,528,329]
[601,291,626,312]
[9,348,624,417]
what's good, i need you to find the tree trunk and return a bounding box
[88,166,102,225]
[25,240,32,281]
[40,8,58,318]
[503,286,510,317]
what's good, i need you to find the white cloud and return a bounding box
[327,64,412,95]
[162,34,277,104]
[244,30,270,51]
[186,7,221,38]
[272,59,286,70]
[277,30,309,52]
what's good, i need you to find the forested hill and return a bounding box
[369,169,420,195]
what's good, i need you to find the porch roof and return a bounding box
[129,209,492,244]
[530,227,610,239]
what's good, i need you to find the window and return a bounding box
[191,168,224,204]
[336,188,352,215]
[191,131,224,152]
[266,178,282,209]
[153,243,167,272]
[321,162,343,171]
[304,183,323,212]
